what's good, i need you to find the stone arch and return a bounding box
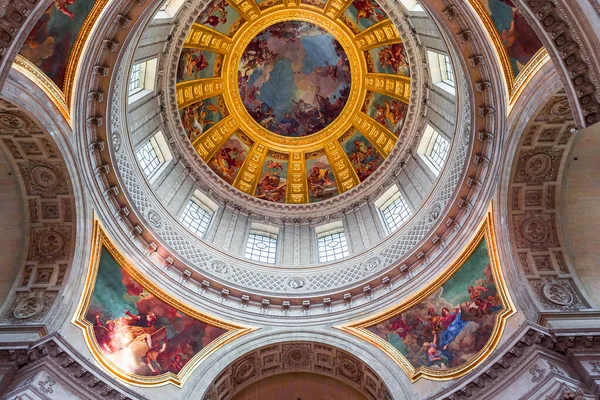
[202,340,392,400]
[0,74,79,336]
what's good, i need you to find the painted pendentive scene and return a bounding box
[255,152,289,203]
[177,49,219,82]
[344,0,387,30]
[305,153,338,202]
[368,92,408,133]
[369,43,410,77]
[478,0,543,77]
[180,97,224,141]
[20,0,98,89]
[341,130,383,182]
[238,21,351,137]
[87,248,227,377]
[367,239,504,371]
[208,131,252,184]
[197,0,241,36]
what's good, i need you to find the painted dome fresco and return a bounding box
[176,0,411,204]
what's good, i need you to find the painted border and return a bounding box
[72,218,258,387]
[337,204,516,382]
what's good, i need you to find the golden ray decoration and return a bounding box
[286,151,308,203]
[352,112,397,157]
[73,219,257,387]
[324,138,360,193]
[176,78,225,109]
[337,205,516,382]
[226,0,262,21]
[323,0,353,19]
[232,140,268,194]
[184,24,234,53]
[365,73,411,104]
[355,19,402,50]
[192,115,239,160]
[176,0,410,203]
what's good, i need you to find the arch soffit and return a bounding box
[0,75,81,335]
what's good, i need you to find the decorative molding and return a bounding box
[516,0,600,126]
[507,92,593,312]
[202,341,392,400]
[0,333,141,400]
[0,99,76,326]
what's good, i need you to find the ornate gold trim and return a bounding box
[72,219,257,387]
[337,204,516,382]
[177,2,410,203]
[465,0,515,92]
[64,0,112,108]
[509,47,549,106]
[12,55,71,126]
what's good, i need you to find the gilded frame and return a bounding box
[337,206,516,382]
[72,219,257,387]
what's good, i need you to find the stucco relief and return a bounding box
[513,213,558,250]
[0,100,75,324]
[514,148,562,185]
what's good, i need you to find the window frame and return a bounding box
[179,192,217,238]
[426,50,455,95]
[417,125,450,176]
[135,131,173,182]
[375,185,412,234]
[315,221,350,263]
[128,58,157,104]
[244,223,279,264]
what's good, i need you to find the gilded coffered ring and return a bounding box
[175,0,411,204]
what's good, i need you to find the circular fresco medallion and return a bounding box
[238,21,351,137]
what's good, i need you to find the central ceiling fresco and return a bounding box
[176,0,411,204]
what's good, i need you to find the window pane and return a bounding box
[180,199,213,237]
[444,55,454,86]
[136,138,164,178]
[245,233,277,264]
[427,131,449,175]
[381,193,412,233]
[129,64,142,94]
[317,231,349,262]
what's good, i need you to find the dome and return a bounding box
[175,0,411,204]
[3,0,600,396]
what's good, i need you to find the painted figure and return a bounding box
[366,240,505,370]
[238,21,351,137]
[86,248,228,377]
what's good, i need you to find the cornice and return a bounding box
[513,0,600,128]
[0,332,141,400]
